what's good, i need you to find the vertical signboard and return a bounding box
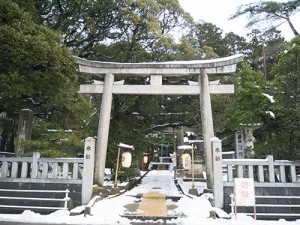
[211,137,223,208]
[235,131,244,159]
[234,178,256,219]
[82,137,95,204]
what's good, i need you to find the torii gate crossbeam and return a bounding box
[77,54,244,188]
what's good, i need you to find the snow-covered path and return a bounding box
[0,170,299,224]
[125,170,181,197]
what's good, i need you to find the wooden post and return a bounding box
[114,145,121,188]
[191,144,195,188]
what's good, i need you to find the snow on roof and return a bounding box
[177,145,193,150]
[117,142,134,149]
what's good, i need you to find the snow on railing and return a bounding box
[223,155,300,185]
[0,152,83,184]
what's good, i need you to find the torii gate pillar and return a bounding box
[199,69,215,188]
[95,73,114,185]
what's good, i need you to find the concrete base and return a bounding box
[110,187,120,195]
[188,188,198,196]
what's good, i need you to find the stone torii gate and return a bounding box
[77,54,244,188]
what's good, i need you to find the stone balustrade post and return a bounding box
[31,152,40,178]
[267,155,275,182]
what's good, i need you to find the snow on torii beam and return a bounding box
[77,54,244,188]
[77,54,243,76]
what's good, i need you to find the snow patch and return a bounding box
[263,93,275,103]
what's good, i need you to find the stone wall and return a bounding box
[0,182,82,214]
[224,186,300,219]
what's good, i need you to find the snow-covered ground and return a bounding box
[0,170,299,225]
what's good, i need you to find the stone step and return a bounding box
[138,192,167,217]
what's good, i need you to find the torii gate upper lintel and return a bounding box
[77,54,244,188]
[77,54,244,76]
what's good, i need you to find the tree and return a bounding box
[33,0,192,62]
[34,0,120,56]
[230,0,300,36]
[0,1,76,113]
[0,1,92,154]
[267,36,300,160]
[9,0,198,160]
[225,63,272,129]
[245,28,287,79]
[189,22,229,57]
[223,32,248,55]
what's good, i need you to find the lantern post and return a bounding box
[114,142,134,189]
[177,145,198,196]
[191,144,195,189]
[114,145,121,188]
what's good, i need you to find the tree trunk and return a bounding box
[286,16,299,36]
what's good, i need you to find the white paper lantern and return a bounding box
[121,152,132,168]
[143,155,149,164]
[182,153,191,170]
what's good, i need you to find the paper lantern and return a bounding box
[121,152,132,168]
[182,153,191,170]
[143,155,149,164]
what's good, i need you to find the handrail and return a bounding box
[0,188,70,211]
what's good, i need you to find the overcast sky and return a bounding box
[178,0,299,41]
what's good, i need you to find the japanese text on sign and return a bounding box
[234,178,255,206]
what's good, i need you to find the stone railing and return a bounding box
[0,137,96,205]
[0,152,83,184]
[223,155,300,187]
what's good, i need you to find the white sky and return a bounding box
[178,0,299,41]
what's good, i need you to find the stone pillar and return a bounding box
[177,126,184,146]
[95,74,114,186]
[199,70,214,189]
[211,137,223,208]
[31,152,40,178]
[15,109,34,156]
[177,126,184,168]
[82,137,95,204]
